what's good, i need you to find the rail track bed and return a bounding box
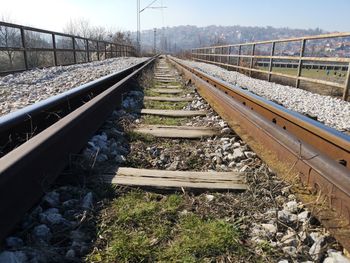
[0,56,349,262]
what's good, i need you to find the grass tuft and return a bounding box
[85,191,246,262]
[143,100,188,110]
[127,131,156,142]
[142,115,187,126]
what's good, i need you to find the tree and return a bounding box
[0,16,21,69]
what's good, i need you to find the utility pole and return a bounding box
[137,0,141,54]
[137,0,166,55]
[153,28,157,54]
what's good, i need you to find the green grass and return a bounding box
[127,131,156,142]
[142,115,187,126]
[85,191,245,263]
[143,100,188,110]
[160,213,242,262]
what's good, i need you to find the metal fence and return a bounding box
[0,21,137,75]
[191,33,350,100]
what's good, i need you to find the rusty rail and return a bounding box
[191,32,350,100]
[0,59,151,157]
[0,21,137,74]
[168,56,350,251]
[0,56,156,241]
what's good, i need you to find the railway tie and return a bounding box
[115,59,247,191]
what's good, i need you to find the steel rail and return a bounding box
[0,58,151,157]
[171,58,350,165]
[168,56,350,251]
[192,32,350,50]
[193,52,350,63]
[193,58,346,89]
[0,56,156,242]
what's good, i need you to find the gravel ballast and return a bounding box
[177,58,350,132]
[0,57,148,116]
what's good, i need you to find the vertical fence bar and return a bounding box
[343,62,350,101]
[249,44,256,76]
[237,45,241,72]
[52,34,57,66]
[226,46,231,70]
[72,37,77,64]
[86,39,90,62]
[295,39,306,88]
[220,47,223,64]
[268,42,275,82]
[96,42,100,60]
[104,42,107,59]
[20,27,28,70]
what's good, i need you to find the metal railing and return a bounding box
[0,21,137,74]
[191,32,350,100]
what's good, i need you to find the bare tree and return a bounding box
[63,18,92,38]
[0,15,21,69]
[63,19,133,46]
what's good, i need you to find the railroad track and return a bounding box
[0,55,349,261]
[168,56,350,251]
[0,57,156,241]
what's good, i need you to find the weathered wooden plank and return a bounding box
[154,74,175,78]
[144,96,193,102]
[134,125,219,138]
[141,109,206,117]
[156,80,175,83]
[155,85,182,89]
[151,88,183,94]
[103,168,247,191]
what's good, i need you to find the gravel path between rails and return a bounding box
[177,58,350,132]
[0,57,149,116]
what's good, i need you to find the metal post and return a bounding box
[153,28,157,54]
[20,28,28,70]
[268,42,275,82]
[104,42,107,59]
[86,40,90,62]
[249,44,255,76]
[295,39,306,88]
[72,37,77,63]
[227,46,231,64]
[220,47,224,64]
[52,34,57,66]
[96,42,100,60]
[343,62,350,101]
[137,0,141,54]
[237,45,241,72]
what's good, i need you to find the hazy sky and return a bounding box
[1,0,350,32]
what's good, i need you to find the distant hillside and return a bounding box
[137,25,326,53]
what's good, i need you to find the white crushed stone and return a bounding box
[177,58,350,132]
[0,57,148,116]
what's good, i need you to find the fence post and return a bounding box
[249,44,255,76]
[343,62,350,101]
[20,27,28,70]
[72,37,77,63]
[237,45,241,72]
[295,39,306,88]
[226,46,231,70]
[86,39,90,62]
[52,34,57,66]
[268,42,275,82]
[220,47,223,64]
[96,42,100,60]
